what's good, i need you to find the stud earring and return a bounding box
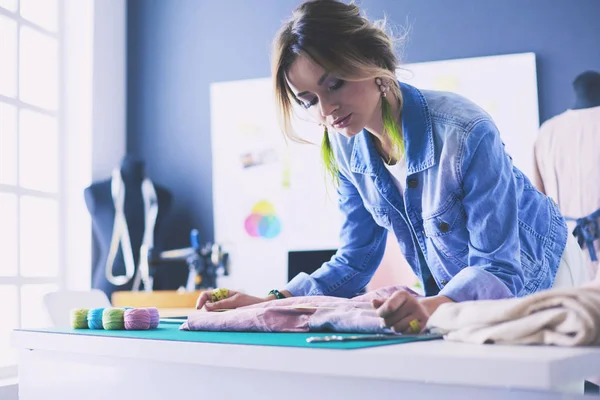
[375,78,389,97]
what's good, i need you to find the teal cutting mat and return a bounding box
[25,321,442,350]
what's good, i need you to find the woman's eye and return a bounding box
[329,79,344,91]
[297,79,344,109]
[303,97,318,109]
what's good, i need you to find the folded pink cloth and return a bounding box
[181,285,418,333]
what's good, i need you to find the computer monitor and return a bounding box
[287,249,337,282]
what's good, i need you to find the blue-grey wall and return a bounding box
[127,0,600,250]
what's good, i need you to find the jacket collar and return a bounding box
[350,82,436,175]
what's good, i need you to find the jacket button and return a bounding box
[439,222,450,233]
[407,178,418,189]
[440,280,448,286]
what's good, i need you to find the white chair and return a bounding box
[43,289,111,327]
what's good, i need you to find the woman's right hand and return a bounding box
[195,289,268,311]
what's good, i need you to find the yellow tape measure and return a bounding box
[210,288,229,302]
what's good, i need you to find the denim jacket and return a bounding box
[285,83,568,302]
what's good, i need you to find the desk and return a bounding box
[111,290,203,308]
[13,323,600,400]
[156,307,197,318]
[112,290,200,317]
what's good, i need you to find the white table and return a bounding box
[12,328,600,400]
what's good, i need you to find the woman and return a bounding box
[196,0,588,333]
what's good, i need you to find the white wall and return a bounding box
[0,378,18,400]
[63,0,127,292]
[92,0,126,181]
[62,0,93,292]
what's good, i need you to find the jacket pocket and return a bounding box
[518,249,543,296]
[423,194,469,258]
[368,206,391,229]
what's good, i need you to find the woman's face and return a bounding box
[286,54,381,138]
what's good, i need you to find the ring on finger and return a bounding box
[409,318,421,334]
[211,288,229,302]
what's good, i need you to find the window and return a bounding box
[0,0,62,379]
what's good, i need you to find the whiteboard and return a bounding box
[398,52,539,178]
[211,53,539,296]
[210,79,342,295]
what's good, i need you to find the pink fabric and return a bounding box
[181,286,418,333]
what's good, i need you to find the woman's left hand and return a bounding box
[372,289,430,334]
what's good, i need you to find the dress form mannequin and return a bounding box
[84,155,173,300]
[534,70,600,290]
[572,73,600,396]
[573,71,600,110]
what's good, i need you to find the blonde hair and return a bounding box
[271,0,405,179]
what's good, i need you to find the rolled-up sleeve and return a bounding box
[285,172,387,298]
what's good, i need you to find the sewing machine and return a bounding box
[146,229,229,291]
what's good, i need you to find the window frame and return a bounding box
[0,0,65,379]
